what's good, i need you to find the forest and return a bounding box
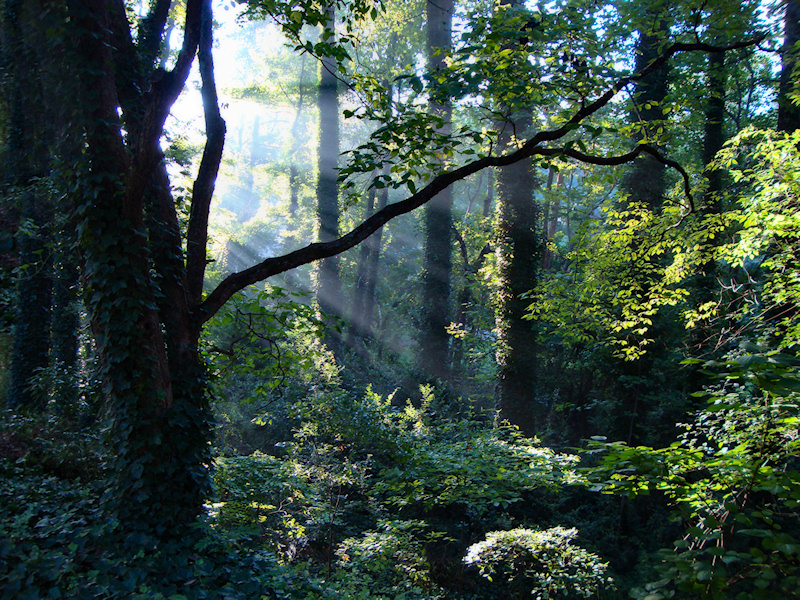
[1,0,799,597]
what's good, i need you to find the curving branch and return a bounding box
[196,34,765,325]
[541,144,695,212]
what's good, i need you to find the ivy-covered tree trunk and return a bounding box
[490,0,542,435]
[419,0,454,384]
[495,114,540,436]
[58,0,217,540]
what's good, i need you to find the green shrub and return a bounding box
[373,420,578,517]
[334,519,446,599]
[588,345,800,599]
[463,526,612,599]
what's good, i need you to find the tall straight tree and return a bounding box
[622,16,671,210]
[4,0,53,411]
[779,0,800,133]
[494,0,541,435]
[687,48,728,358]
[316,5,343,345]
[350,160,390,345]
[419,0,454,384]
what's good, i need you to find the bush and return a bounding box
[463,526,612,599]
[588,345,800,599]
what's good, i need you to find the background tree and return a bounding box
[3,0,53,411]
[316,5,344,354]
[418,0,455,385]
[493,0,543,435]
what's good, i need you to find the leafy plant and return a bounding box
[463,526,612,599]
[373,416,579,517]
[334,519,447,599]
[586,344,800,599]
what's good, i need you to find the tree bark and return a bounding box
[495,114,540,436]
[419,0,454,385]
[316,7,343,351]
[779,0,800,133]
[622,19,670,210]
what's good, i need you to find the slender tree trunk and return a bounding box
[350,187,377,344]
[316,7,343,353]
[541,169,562,271]
[419,0,454,384]
[361,182,388,335]
[483,169,495,217]
[349,158,389,346]
[779,0,800,133]
[288,54,309,220]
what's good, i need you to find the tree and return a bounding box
[316,5,344,348]
[621,14,671,211]
[14,0,763,545]
[418,0,454,385]
[493,0,542,436]
[3,0,53,411]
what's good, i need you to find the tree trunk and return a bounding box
[622,20,670,210]
[616,15,672,444]
[316,7,343,349]
[349,164,389,345]
[60,0,215,540]
[779,0,800,133]
[419,0,454,385]
[495,115,540,436]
